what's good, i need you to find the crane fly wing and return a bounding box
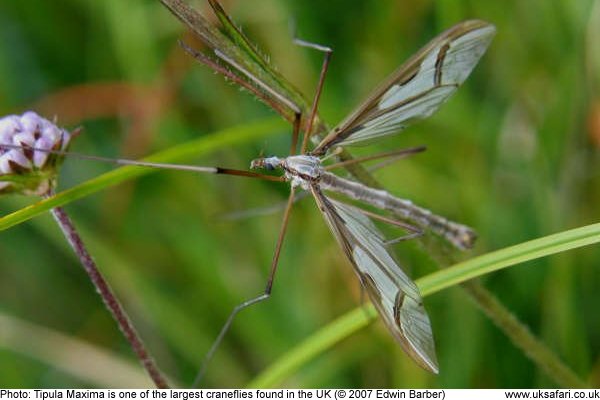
[313,20,495,154]
[310,185,438,373]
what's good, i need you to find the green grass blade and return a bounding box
[0,117,286,232]
[247,306,377,389]
[418,222,600,296]
[248,222,600,388]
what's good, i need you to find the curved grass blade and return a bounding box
[418,222,600,295]
[0,117,286,231]
[248,222,600,388]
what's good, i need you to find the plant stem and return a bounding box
[463,281,588,388]
[47,196,169,388]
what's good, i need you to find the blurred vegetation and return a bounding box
[0,0,599,389]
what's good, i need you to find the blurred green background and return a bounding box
[1,0,599,388]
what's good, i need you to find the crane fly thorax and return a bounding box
[282,155,323,187]
[250,155,322,189]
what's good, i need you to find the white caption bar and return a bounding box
[1,389,599,400]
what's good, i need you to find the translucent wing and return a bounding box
[310,186,438,373]
[313,20,496,154]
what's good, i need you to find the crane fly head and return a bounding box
[250,156,282,171]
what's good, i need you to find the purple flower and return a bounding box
[0,111,73,196]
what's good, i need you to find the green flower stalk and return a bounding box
[0,111,74,196]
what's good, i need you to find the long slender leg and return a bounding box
[293,38,333,155]
[340,202,424,244]
[289,112,302,155]
[384,232,423,246]
[192,186,297,387]
[320,172,477,250]
[346,203,422,233]
[219,190,310,221]
[0,143,286,183]
[324,146,427,171]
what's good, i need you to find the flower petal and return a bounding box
[20,111,42,134]
[7,149,31,168]
[13,131,36,147]
[0,153,12,174]
[33,137,53,167]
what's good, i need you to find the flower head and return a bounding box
[0,111,73,196]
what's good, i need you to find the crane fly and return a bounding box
[241,20,495,375]
[0,18,495,382]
